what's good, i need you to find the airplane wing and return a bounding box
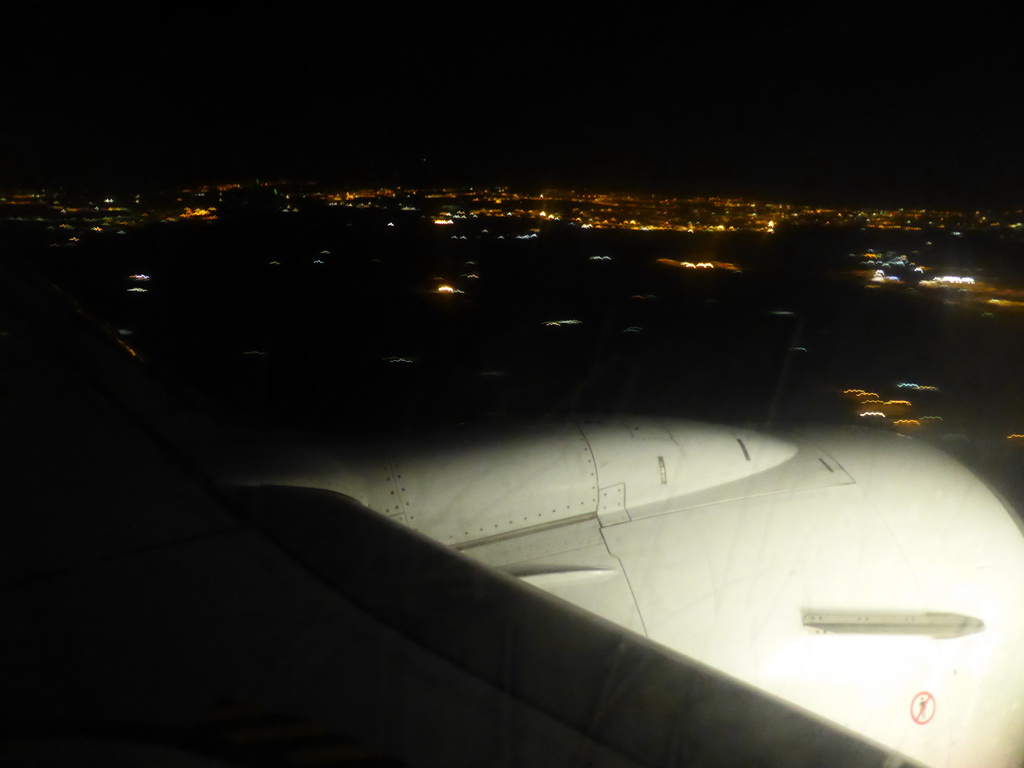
[0,256,923,767]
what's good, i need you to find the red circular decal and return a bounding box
[911,691,936,724]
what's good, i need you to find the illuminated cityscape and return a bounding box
[6,178,1024,474]
[9,183,1024,240]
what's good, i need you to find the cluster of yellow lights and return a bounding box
[656,258,740,271]
[843,388,945,431]
[844,248,1024,309]
[179,207,217,219]
[988,299,1024,308]
[116,338,139,358]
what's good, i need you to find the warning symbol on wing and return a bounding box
[911,691,936,724]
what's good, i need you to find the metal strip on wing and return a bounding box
[803,611,985,639]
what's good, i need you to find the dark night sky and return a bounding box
[5,10,1023,208]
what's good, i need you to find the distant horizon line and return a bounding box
[2,178,1022,215]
